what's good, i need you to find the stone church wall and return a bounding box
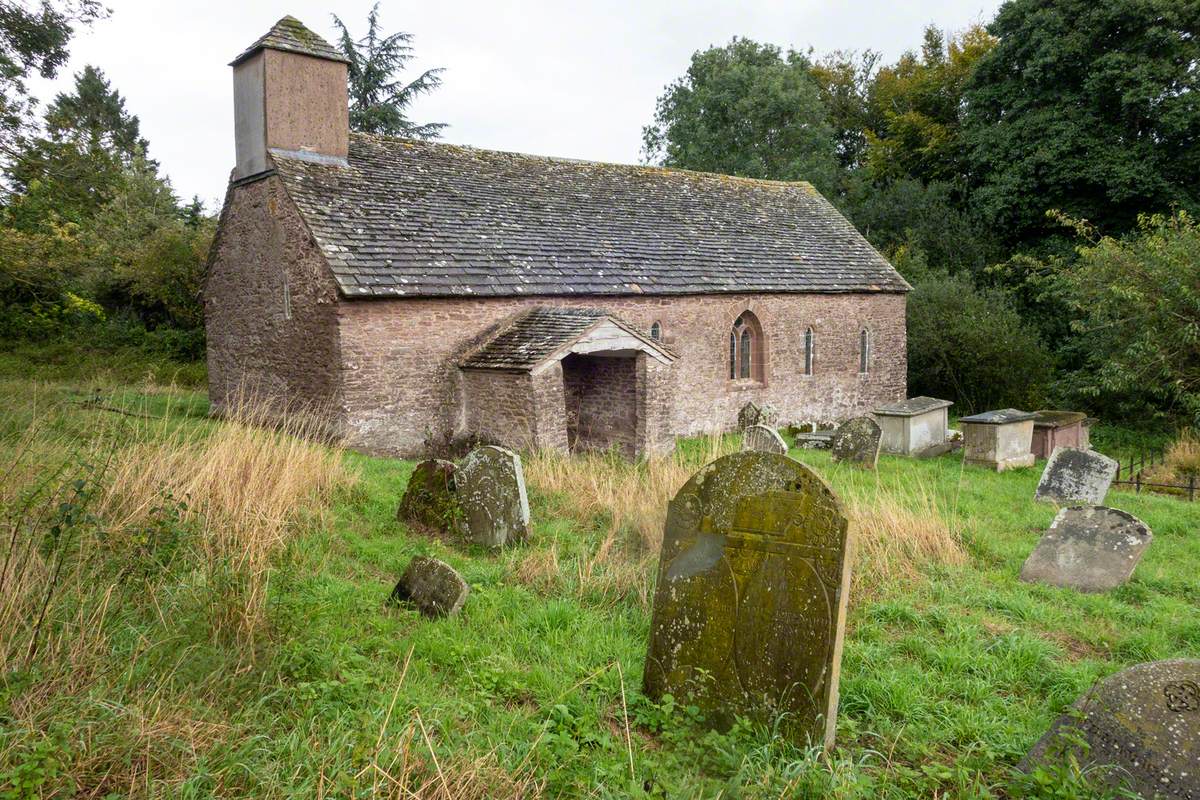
[337,292,906,457]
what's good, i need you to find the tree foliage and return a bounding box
[1057,212,1200,422]
[332,2,445,139]
[0,0,105,160]
[906,269,1052,412]
[8,65,148,227]
[964,0,1200,246]
[641,38,838,192]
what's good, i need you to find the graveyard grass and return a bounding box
[2,360,1199,798]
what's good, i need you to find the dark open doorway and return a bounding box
[561,353,638,457]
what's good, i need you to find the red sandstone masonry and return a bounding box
[337,293,905,456]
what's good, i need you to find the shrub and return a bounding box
[906,269,1052,412]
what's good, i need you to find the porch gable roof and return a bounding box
[460,307,676,371]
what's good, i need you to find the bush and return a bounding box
[906,270,1052,412]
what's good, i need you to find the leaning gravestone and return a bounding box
[1019,506,1152,592]
[454,445,530,548]
[1035,447,1119,505]
[389,556,470,618]
[643,452,852,751]
[830,416,882,469]
[1021,659,1200,799]
[397,459,458,532]
[742,424,788,455]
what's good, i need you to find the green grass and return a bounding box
[1,351,1197,798]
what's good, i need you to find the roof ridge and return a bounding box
[345,131,817,190]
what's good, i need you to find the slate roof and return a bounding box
[230,16,348,67]
[269,134,911,299]
[460,307,671,370]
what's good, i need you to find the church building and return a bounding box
[205,17,910,458]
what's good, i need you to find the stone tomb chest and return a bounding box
[872,396,953,456]
[1031,410,1089,460]
[643,452,851,751]
[959,409,1036,471]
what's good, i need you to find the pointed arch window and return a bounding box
[804,327,814,375]
[729,312,764,381]
[859,328,870,373]
[650,321,662,341]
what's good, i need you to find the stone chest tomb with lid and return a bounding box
[959,409,1036,471]
[1030,410,1089,460]
[872,396,952,457]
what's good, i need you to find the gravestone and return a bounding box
[390,556,470,618]
[1021,659,1200,799]
[830,416,881,469]
[454,445,530,548]
[737,402,778,430]
[742,424,788,455]
[1019,506,1151,592]
[643,452,852,751]
[1034,447,1118,505]
[397,459,458,532]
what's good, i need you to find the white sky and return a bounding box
[30,0,1003,209]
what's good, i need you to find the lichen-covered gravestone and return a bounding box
[389,556,470,618]
[742,424,788,455]
[830,416,882,469]
[643,452,852,751]
[1019,506,1151,592]
[396,459,457,532]
[454,445,530,548]
[737,402,777,430]
[1034,447,1118,505]
[1021,659,1200,799]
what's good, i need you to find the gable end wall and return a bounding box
[204,174,343,423]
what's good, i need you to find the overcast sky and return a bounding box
[30,0,1004,208]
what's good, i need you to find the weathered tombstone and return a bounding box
[737,402,761,430]
[1019,506,1152,592]
[1034,447,1118,505]
[742,424,788,455]
[1021,659,1200,799]
[396,459,458,532]
[454,445,530,548]
[737,402,778,430]
[643,452,852,751]
[389,556,470,618]
[830,416,881,468]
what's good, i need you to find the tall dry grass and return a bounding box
[521,439,965,606]
[0,390,353,676]
[521,435,737,606]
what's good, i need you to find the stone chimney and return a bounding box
[229,16,349,179]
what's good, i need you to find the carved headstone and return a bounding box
[1035,447,1118,505]
[1020,506,1151,592]
[737,401,778,430]
[643,452,852,751]
[397,459,458,532]
[390,556,470,618]
[742,424,788,455]
[454,445,530,548]
[1021,659,1200,799]
[830,416,882,469]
